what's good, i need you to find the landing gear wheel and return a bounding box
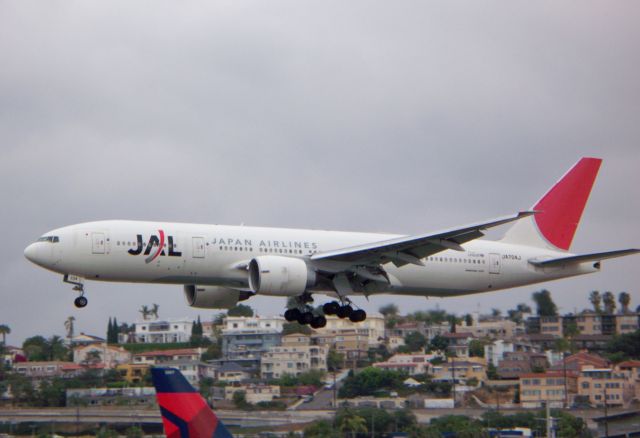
[298,312,314,325]
[310,315,327,329]
[349,309,367,323]
[285,308,301,322]
[323,301,340,315]
[336,305,353,319]
[74,296,88,308]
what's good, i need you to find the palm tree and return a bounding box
[64,316,75,341]
[0,324,10,345]
[602,291,616,314]
[589,291,602,313]
[46,336,68,361]
[338,410,368,438]
[618,292,631,314]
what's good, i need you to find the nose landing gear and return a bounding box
[64,274,88,308]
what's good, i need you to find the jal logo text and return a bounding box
[128,230,182,264]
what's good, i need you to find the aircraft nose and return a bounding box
[24,243,39,263]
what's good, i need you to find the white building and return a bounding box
[225,384,280,404]
[161,360,216,388]
[135,318,193,343]
[261,334,328,379]
[315,313,385,346]
[223,315,285,332]
[73,343,131,368]
[484,339,536,367]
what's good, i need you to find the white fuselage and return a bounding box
[24,220,598,298]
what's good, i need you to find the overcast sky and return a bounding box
[1,2,639,345]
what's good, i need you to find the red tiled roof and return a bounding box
[618,360,640,368]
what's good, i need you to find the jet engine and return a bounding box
[183,285,253,309]
[248,255,316,296]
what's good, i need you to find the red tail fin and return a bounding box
[502,157,602,251]
[151,367,233,438]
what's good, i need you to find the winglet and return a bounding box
[151,367,233,438]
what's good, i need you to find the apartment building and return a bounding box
[527,312,639,337]
[132,348,202,365]
[519,371,578,408]
[315,313,385,346]
[261,334,327,379]
[221,316,284,363]
[313,329,370,364]
[432,357,487,384]
[373,353,436,376]
[442,332,474,358]
[497,352,548,380]
[577,366,635,407]
[618,360,640,400]
[116,363,149,384]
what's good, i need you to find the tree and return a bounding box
[112,317,119,343]
[0,324,10,345]
[282,321,312,335]
[605,330,640,361]
[589,291,602,313]
[532,289,558,316]
[469,340,485,357]
[23,336,48,361]
[327,348,345,371]
[602,291,616,314]
[491,308,501,318]
[339,367,405,398]
[618,292,631,314]
[487,363,498,380]
[464,314,473,326]
[404,332,427,352]
[430,335,449,352]
[227,304,254,317]
[336,409,368,438]
[232,390,249,408]
[304,420,339,438]
[379,303,399,318]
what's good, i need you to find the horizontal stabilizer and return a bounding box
[529,249,640,267]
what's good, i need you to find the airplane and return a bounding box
[151,367,233,438]
[24,157,638,328]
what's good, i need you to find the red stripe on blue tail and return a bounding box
[151,367,233,438]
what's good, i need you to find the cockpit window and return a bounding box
[37,236,59,243]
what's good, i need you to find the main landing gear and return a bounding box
[64,274,87,308]
[322,300,367,323]
[284,293,327,329]
[284,294,368,328]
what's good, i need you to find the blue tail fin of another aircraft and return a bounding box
[151,367,233,438]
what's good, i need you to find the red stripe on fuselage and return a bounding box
[149,229,165,263]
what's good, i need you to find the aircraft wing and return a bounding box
[311,211,535,267]
[529,249,640,267]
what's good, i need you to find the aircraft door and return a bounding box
[92,232,105,254]
[192,237,205,258]
[489,253,501,274]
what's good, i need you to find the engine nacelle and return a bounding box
[248,256,316,296]
[183,285,253,309]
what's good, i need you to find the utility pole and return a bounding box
[546,401,552,438]
[451,355,456,407]
[562,352,568,408]
[603,386,609,437]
